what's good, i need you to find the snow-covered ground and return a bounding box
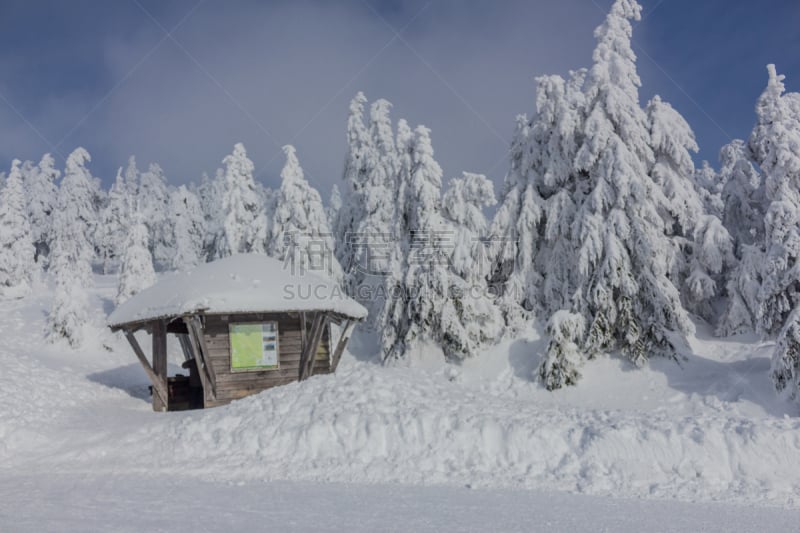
[2,275,800,530]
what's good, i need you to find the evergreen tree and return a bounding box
[719,140,765,256]
[196,170,225,261]
[220,143,267,257]
[384,125,447,360]
[327,184,342,233]
[749,65,800,337]
[138,162,172,268]
[490,70,586,330]
[440,172,504,359]
[339,96,401,331]
[539,311,586,389]
[47,149,97,347]
[116,211,157,305]
[569,0,692,368]
[24,153,60,264]
[97,168,133,274]
[335,92,371,269]
[715,140,766,336]
[646,95,734,319]
[168,185,205,270]
[0,159,36,298]
[62,148,101,256]
[269,146,343,281]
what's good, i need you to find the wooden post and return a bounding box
[305,314,329,378]
[330,319,355,372]
[152,319,168,412]
[183,316,216,403]
[124,330,168,407]
[299,312,326,381]
[177,334,193,361]
[189,316,217,387]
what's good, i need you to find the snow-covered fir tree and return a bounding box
[383,126,503,361]
[646,95,734,319]
[384,125,448,360]
[502,0,696,388]
[24,153,59,264]
[47,149,98,347]
[718,139,765,254]
[440,172,504,359]
[568,0,693,368]
[59,148,101,261]
[327,184,342,232]
[749,65,800,337]
[137,162,172,268]
[490,70,586,331]
[96,168,133,274]
[116,211,157,305]
[196,170,225,261]
[0,159,36,299]
[338,95,401,332]
[715,139,766,336]
[335,92,371,268]
[220,143,267,257]
[772,306,800,401]
[168,186,205,271]
[538,310,586,389]
[269,145,342,282]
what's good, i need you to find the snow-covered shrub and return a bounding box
[539,311,586,390]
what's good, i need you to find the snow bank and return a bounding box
[61,363,800,506]
[107,254,367,327]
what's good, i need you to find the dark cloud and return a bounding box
[0,0,797,195]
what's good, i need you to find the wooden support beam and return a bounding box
[183,316,216,402]
[189,316,218,386]
[330,319,355,371]
[124,329,169,409]
[300,312,307,351]
[305,314,329,378]
[177,334,193,362]
[152,319,168,412]
[299,312,326,381]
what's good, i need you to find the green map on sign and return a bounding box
[230,323,279,370]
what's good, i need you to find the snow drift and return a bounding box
[47,362,800,507]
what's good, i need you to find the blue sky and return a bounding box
[0,0,798,194]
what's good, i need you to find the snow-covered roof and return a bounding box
[107,254,367,328]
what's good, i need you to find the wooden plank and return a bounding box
[214,368,304,384]
[215,379,297,397]
[151,320,168,412]
[330,319,355,372]
[124,329,169,407]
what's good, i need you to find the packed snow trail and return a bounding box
[2,475,799,533]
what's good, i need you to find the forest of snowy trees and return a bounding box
[1,0,800,400]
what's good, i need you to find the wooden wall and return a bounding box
[201,313,331,408]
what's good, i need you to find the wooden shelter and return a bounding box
[108,254,367,411]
